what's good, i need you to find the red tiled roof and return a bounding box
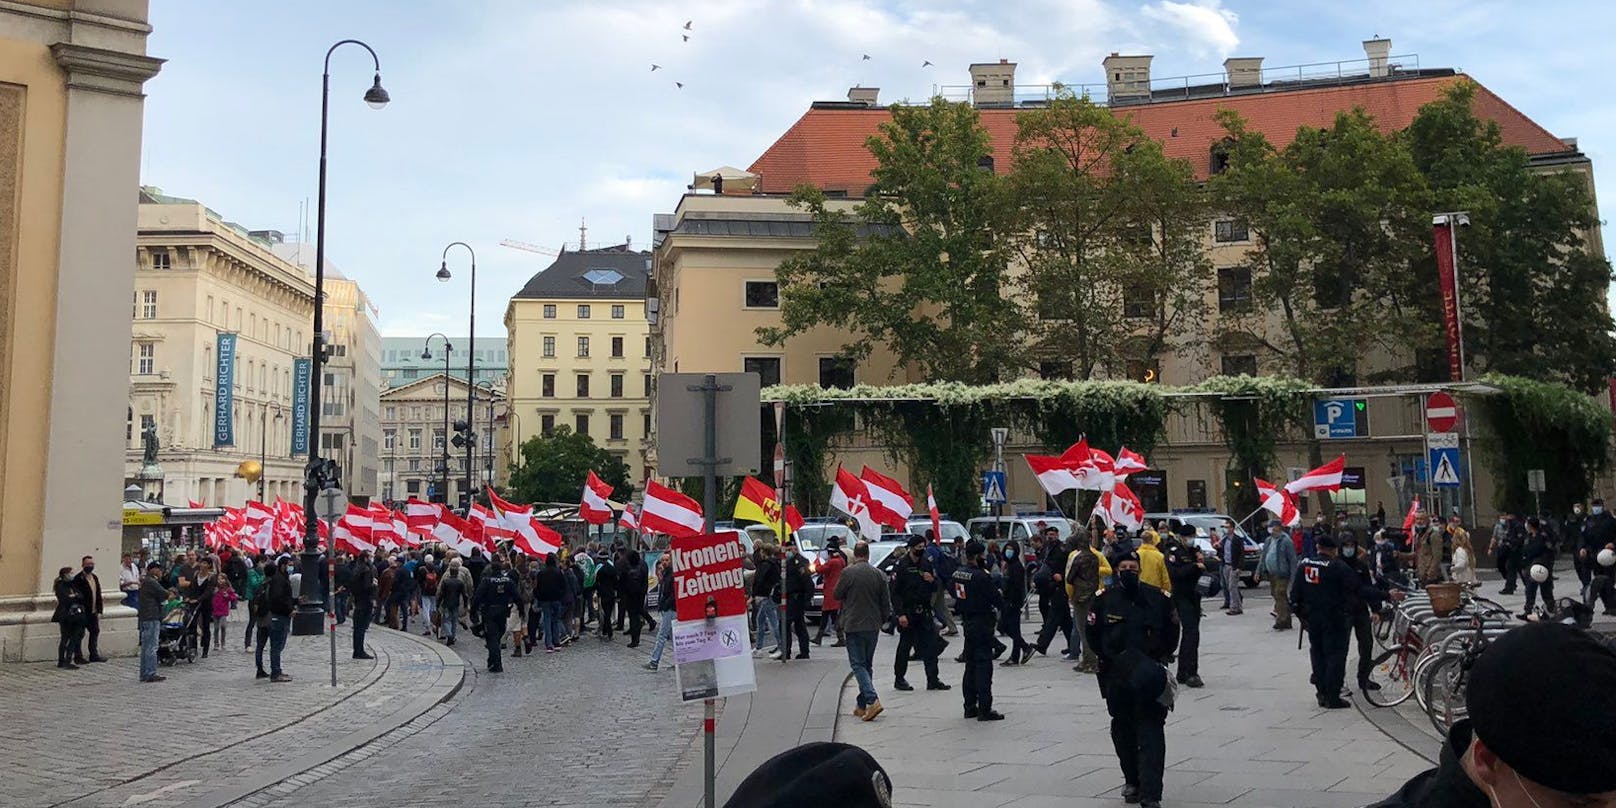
[747,75,1571,194]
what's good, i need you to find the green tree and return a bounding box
[1211,108,1431,384]
[758,98,1023,383]
[1404,81,1616,392]
[504,426,632,505]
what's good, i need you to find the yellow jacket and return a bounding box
[1137,540,1172,594]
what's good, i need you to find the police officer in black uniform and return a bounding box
[1087,552,1179,808]
[1290,534,1392,708]
[1161,524,1206,688]
[472,555,516,673]
[890,535,948,692]
[953,539,1005,721]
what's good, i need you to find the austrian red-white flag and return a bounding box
[640,479,704,538]
[579,471,615,525]
[513,516,563,558]
[244,501,277,552]
[858,466,914,529]
[469,503,513,550]
[334,504,376,554]
[1254,478,1301,527]
[618,504,639,532]
[431,507,480,557]
[1114,447,1148,479]
[927,484,941,542]
[1076,448,1117,492]
[486,486,534,532]
[1285,455,1346,494]
[829,466,881,541]
[365,503,400,551]
[405,498,438,537]
[1403,495,1422,533]
[1026,454,1079,495]
[1093,482,1145,530]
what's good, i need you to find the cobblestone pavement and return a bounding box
[0,623,454,808]
[266,630,703,808]
[837,587,1432,808]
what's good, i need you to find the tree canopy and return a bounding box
[504,426,632,505]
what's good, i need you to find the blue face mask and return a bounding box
[1595,506,1606,515]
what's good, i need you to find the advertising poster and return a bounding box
[669,531,756,702]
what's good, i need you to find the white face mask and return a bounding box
[1596,507,1606,515]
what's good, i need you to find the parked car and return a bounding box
[966,513,1074,544]
[904,518,969,543]
[1143,511,1261,586]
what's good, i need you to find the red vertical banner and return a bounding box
[1433,223,1463,382]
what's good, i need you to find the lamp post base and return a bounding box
[291,605,326,636]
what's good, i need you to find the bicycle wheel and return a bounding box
[1410,647,1450,712]
[1421,654,1465,734]
[1372,611,1395,652]
[1364,644,1417,707]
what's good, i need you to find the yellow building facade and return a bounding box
[0,0,162,660]
[505,246,653,485]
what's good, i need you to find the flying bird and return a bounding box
[684,20,692,30]
[682,34,690,42]
[675,81,684,89]
[922,60,933,67]
[651,64,661,71]
[862,54,871,61]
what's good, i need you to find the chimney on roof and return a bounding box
[968,59,1016,106]
[1223,57,1263,89]
[1363,37,1391,78]
[847,86,879,106]
[1102,53,1153,103]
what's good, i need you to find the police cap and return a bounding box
[1315,534,1338,549]
[1467,622,1616,794]
[723,742,892,808]
[1175,523,1196,538]
[964,539,985,558]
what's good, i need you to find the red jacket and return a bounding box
[818,552,847,611]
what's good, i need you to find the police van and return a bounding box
[965,512,1075,545]
[1142,510,1262,587]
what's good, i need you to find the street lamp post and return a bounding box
[437,242,476,508]
[424,333,452,504]
[298,39,389,637]
[474,380,496,490]
[259,401,283,501]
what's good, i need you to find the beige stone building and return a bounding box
[652,44,1596,523]
[127,189,316,507]
[0,0,162,660]
[505,246,653,483]
[380,373,507,505]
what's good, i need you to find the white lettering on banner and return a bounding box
[675,567,747,601]
[670,540,744,572]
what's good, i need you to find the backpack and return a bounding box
[422,569,438,595]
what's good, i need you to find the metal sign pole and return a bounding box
[326,517,337,687]
[687,373,731,808]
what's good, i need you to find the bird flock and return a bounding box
[652,18,935,91]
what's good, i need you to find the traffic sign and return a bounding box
[1527,469,1546,493]
[1426,392,1459,433]
[1428,432,1459,449]
[990,427,1009,447]
[1313,398,1368,439]
[315,487,348,522]
[982,471,1007,504]
[772,443,785,487]
[1430,448,1461,488]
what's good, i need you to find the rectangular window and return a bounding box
[574,413,589,436]
[384,430,396,450]
[577,304,591,319]
[1214,219,1250,243]
[577,336,589,357]
[320,433,345,451]
[150,249,171,270]
[141,290,158,319]
[135,342,155,375]
[1220,354,1257,376]
[744,280,780,308]
[576,374,590,397]
[542,373,555,397]
[433,430,445,450]
[541,414,556,435]
[409,430,422,450]
[406,480,420,494]
[645,336,652,358]
[644,373,653,397]
[610,373,624,398]
[1038,360,1072,380]
[542,336,555,358]
[543,304,556,319]
[1186,479,1208,510]
[611,337,624,358]
[385,406,396,419]
[642,410,651,436]
[818,357,854,390]
[743,357,782,388]
[611,304,625,319]
[1217,266,1252,312]
[609,413,624,440]
[1122,283,1152,319]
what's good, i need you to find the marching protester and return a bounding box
[534,552,568,654]
[1032,527,1071,658]
[595,547,619,642]
[1064,528,1103,672]
[813,537,847,647]
[435,556,469,647]
[1087,552,1179,808]
[1256,520,1297,630]
[623,549,651,649]
[835,540,891,721]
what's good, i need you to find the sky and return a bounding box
[140,0,1616,338]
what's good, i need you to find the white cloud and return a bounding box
[1140,1,1240,58]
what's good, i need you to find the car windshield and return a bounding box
[869,541,906,570]
[794,524,850,552]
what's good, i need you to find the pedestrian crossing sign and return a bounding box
[1430,447,1461,488]
[982,471,1007,504]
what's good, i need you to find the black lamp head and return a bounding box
[436,261,452,282]
[364,74,390,109]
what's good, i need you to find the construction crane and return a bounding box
[499,239,561,257]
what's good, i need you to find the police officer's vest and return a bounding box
[1298,557,1329,588]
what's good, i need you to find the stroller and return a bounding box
[156,601,201,666]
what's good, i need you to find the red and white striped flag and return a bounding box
[512,516,562,558]
[618,504,639,532]
[244,501,276,552]
[431,507,480,557]
[1026,454,1079,495]
[927,484,941,542]
[640,480,704,538]
[859,466,914,530]
[405,498,439,538]
[1114,447,1148,479]
[1076,448,1116,493]
[1403,496,1422,533]
[829,466,881,541]
[579,471,616,525]
[334,504,376,554]
[1255,478,1301,527]
[1285,455,1346,494]
[1092,482,1145,531]
[468,503,512,550]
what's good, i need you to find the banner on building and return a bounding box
[291,357,312,455]
[214,332,236,447]
[669,531,755,702]
[1432,223,1463,382]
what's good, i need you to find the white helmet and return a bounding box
[1599,548,1616,568]
[1529,564,1550,583]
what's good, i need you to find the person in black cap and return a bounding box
[724,741,893,808]
[953,538,1002,721]
[1087,551,1179,808]
[890,535,946,692]
[1369,621,1616,807]
[1161,523,1206,688]
[1289,533,1395,708]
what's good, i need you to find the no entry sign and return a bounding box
[1426,392,1459,433]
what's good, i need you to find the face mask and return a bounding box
[1005,549,1015,559]
[1342,548,1357,558]
[1596,507,1606,515]
[1485,768,1547,808]
[1118,569,1140,592]
[84,564,95,573]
